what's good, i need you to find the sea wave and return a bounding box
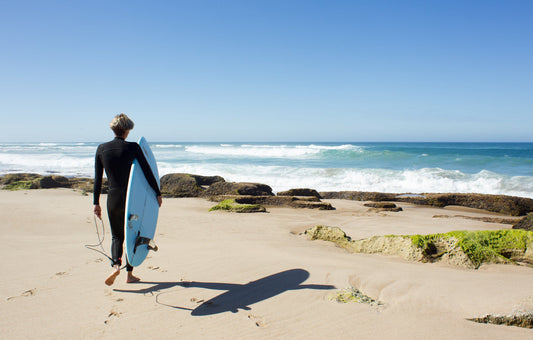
[154,144,184,148]
[0,153,93,177]
[2,142,533,199]
[183,143,364,159]
[157,163,533,198]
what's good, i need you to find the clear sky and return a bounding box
[1,0,532,142]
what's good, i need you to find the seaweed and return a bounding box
[208,199,266,213]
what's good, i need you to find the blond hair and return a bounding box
[109,113,134,136]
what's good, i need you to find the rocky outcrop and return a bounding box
[0,173,104,193]
[202,182,274,197]
[329,287,384,306]
[38,175,70,188]
[208,199,266,213]
[433,214,520,225]
[321,191,397,202]
[209,195,334,210]
[0,173,41,189]
[277,188,322,198]
[160,173,224,197]
[364,202,403,212]
[320,191,533,216]
[513,213,533,231]
[468,312,533,328]
[304,226,533,269]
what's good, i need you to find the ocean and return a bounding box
[1,142,533,198]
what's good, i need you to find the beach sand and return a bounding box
[1,189,532,339]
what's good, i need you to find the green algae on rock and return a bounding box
[2,180,36,190]
[410,229,533,268]
[304,226,533,269]
[208,199,266,213]
[468,312,533,329]
[329,287,384,306]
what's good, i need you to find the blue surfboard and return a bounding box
[124,136,160,267]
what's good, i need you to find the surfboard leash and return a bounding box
[85,215,114,263]
[86,215,128,270]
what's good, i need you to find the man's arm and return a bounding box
[134,144,162,204]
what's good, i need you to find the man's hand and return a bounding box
[94,204,102,220]
[157,195,163,207]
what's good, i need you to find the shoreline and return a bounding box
[3,172,533,217]
[1,188,532,338]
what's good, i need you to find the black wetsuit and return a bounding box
[93,137,161,271]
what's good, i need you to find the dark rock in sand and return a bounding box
[209,195,334,210]
[277,188,322,198]
[0,173,41,186]
[321,191,397,202]
[0,173,107,194]
[513,213,533,231]
[160,173,219,197]
[37,175,70,188]
[364,202,398,209]
[208,199,267,213]
[202,182,273,197]
[468,312,533,328]
[364,202,403,212]
[320,191,533,216]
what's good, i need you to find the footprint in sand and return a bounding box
[147,265,167,272]
[7,288,37,301]
[104,308,122,324]
[248,314,266,328]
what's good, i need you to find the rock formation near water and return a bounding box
[304,226,533,269]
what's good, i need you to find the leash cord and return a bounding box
[85,215,114,262]
[85,215,128,270]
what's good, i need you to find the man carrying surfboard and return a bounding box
[93,113,163,286]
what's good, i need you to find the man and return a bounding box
[93,113,162,286]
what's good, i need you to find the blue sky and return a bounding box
[1,0,532,142]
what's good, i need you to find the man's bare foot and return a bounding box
[105,269,120,286]
[126,273,140,283]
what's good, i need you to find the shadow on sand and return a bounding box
[115,268,335,316]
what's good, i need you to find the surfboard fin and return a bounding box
[134,237,158,253]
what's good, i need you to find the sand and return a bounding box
[1,189,532,339]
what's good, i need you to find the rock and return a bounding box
[208,199,266,213]
[0,173,41,185]
[320,191,533,216]
[304,227,533,269]
[364,202,398,209]
[209,195,334,210]
[513,213,533,231]
[434,214,520,225]
[320,191,396,201]
[329,287,384,306]
[290,200,335,210]
[69,178,105,194]
[37,175,70,188]
[305,225,350,243]
[160,173,224,197]
[277,188,322,198]
[468,312,533,328]
[364,202,403,212]
[0,173,41,190]
[202,182,273,197]
[188,174,225,186]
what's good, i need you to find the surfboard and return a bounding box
[124,136,160,267]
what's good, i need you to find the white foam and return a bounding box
[2,143,532,199]
[185,145,321,158]
[183,143,363,159]
[157,163,533,198]
[154,144,184,148]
